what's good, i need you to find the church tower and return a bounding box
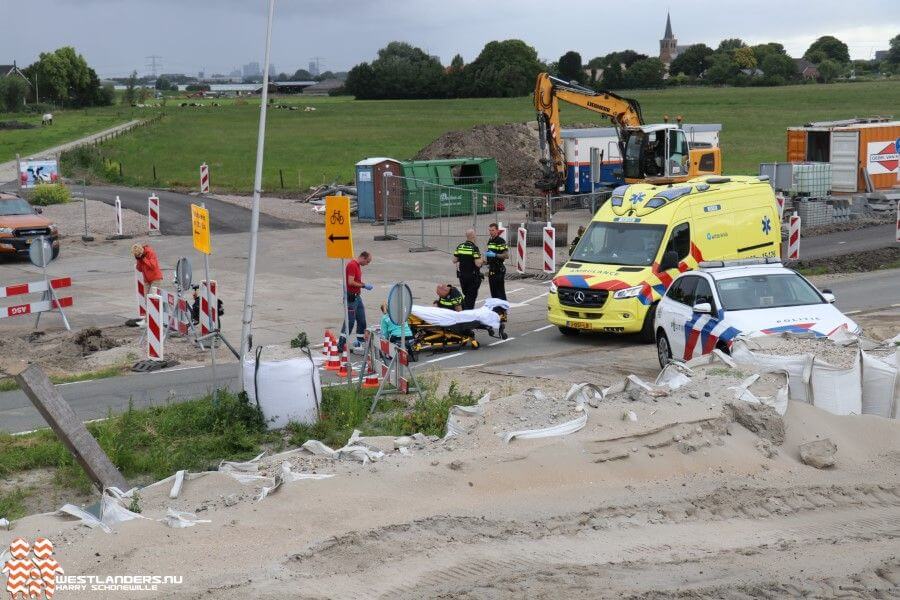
[659,12,678,65]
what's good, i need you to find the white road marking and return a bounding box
[425,352,464,364]
[507,287,525,295]
[449,362,485,369]
[508,292,549,307]
[488,337,514,347]
[534,324,554,332]
[844,310,861,315]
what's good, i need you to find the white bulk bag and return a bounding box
[243,346,322,430]
[860,350,898,419]
[730,340,814,403]
[810,353,862,416]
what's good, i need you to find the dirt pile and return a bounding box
[794,246,899,275]
[0,326,129,376]
[414,122,542,196]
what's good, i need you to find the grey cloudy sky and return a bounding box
[5,0,897,77]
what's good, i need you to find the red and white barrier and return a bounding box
[146,293,164,360]
[115,195,123,236]
[542,223,556,274]
[199,279,218,335]
[0,277,71,299]
[135,270,147,318]
[200,163,210,194]
[775,192,785,219]
[160,289,189,335]
[787,212,801,260]
[148,193,160,235]
[515,225,527,274]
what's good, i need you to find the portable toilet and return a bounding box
[399,158,498,217]
[355,158,403,221]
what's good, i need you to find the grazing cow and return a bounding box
[41,113,53,126]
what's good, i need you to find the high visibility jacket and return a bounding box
[486,235,507,270]
[454,240,481,277]
[437,286,464,310]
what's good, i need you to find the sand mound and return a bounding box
[414,122,542,196]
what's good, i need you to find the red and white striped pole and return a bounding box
[146,293,164,360]
[199,279,218,335]
[148,193,160,235]
[114,195,123,237]
[135,269,146,319]
[515,224,527,274]
[199,163,210,194]
[542,222,556,274]
[497,221,507,244]
[787,212,801,260]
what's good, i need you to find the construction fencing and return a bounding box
[374,175,606,255]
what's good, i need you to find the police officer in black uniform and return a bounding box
[485,222,509,300]
[453,228,483,310]
[434,283,464,311]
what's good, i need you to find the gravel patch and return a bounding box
[212,193,323,226]
[43,199,146,238]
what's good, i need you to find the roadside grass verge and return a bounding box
[64,81,900,193]
[0,379,477,519]
[0,364,131,393]
[0,106,145,162]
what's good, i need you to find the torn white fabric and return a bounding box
[861,350,898,419]
[300,439,384,463]
[503,412,588,444]
[625,374,669,397]
[654,364,693,391]
[58,504,111,533]
[565,383,604,408]
[161,508,211,528]
[169,470,186,499]
[301,439,336,456]
[100,493,148,528]
[219,452,270,484]
[410,304,501,330]
[726,372,789,416]
[444,394,490,439]
[730,340,815,403]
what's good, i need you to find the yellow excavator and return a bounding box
[533,73,722,191]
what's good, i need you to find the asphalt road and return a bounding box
[800,224,897,259]
[77,185,301,235]
[2,269,898,434]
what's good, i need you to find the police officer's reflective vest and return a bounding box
[486,235,507,274]
[454,241,481,277]
[437,286,464,309]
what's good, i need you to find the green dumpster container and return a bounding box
[400,158,498,218]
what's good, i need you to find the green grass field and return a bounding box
[0,106,141,162]
[29,81,900,192]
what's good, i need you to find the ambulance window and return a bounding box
[665,222,691,260]
[693,278,715,308]
[666,276,697,306]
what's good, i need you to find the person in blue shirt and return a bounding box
[380,303,416,360]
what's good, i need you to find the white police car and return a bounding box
[653,259,861,368]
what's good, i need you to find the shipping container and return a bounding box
[399,158,497,218]
[355,157,403,221]
[785,118,900,193]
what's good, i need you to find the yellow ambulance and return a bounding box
[548,176,781,341]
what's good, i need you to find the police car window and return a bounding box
[715,273,824,311]
[666,276,697,306]
[693,278,714,308]
[665,222,690,260]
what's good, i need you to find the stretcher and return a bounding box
[408,299,509,353]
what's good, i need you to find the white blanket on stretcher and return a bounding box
[411,298,509,330]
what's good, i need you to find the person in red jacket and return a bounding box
[132,243,163,290]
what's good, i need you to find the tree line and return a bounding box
[340,34,899,100]
[0,47,113,112]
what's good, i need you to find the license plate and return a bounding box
[567,320,592,330]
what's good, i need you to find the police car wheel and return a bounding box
[558,326,580,336]
[656,330,672,369]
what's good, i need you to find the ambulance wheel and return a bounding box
[656,330,672,369]
[558,326,580,336]
[638,303,658,343]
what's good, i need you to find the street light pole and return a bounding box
[238,0,275,386]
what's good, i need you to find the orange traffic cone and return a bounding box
[337,348,350,378]
[325,341,341,371]
[362,368,380,389]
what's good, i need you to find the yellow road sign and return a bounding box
[324,195,354,259]
[191,204,211,255]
